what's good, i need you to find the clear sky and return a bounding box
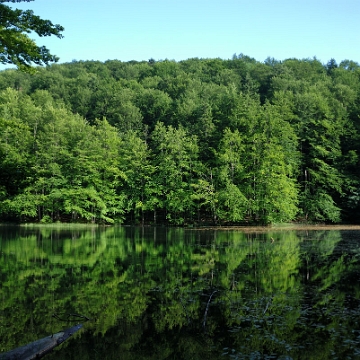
[3,0,360,67]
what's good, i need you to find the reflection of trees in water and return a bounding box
[0,227,360,359]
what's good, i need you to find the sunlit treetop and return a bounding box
[0,0,64,72]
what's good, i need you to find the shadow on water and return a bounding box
[1,225,360,359]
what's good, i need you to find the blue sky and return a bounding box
[3,0,360,67]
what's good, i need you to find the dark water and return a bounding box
[1,225,360,359]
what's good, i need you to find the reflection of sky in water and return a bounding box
[1,226,360,359]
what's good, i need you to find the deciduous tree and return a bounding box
[0,0,64,71]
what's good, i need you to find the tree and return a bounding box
[0,0,64,71]
[326,58,338,75]
[231,100,299,224]
[0,88,37,217]
[118,131,155,224]
[216,128,247,222]
[151,122,200,224]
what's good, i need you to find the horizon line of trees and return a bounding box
[0,54,360,225]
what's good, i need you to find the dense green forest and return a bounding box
[0,55,360,225]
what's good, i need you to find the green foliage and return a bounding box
[118,130,155,223]
[0,0,64,71]
[0,54,360,224]
[151,122,200,224]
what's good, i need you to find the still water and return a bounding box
[1,225,360,359]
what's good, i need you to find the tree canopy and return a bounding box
[0,0,64,71]
[0,55,360,225]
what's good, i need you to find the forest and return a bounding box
[0,54,359,225]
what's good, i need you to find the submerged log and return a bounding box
[0,324,83,360]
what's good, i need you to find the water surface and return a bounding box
[1,225,360,359]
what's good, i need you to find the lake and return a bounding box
[1,225,360,359]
